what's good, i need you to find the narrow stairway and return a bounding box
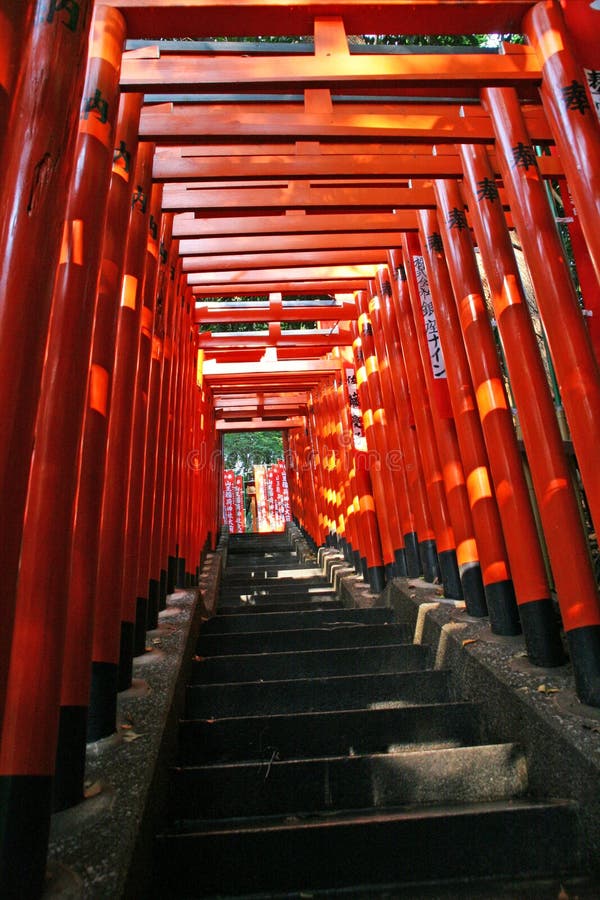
[154,532,583,898]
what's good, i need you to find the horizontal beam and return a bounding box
[154,149,563,182]
[181,232,403,257]
[140,103,552,143]
[195,300,356,323]
[187,264,378,285]
[183,248,385,272]
[121,47,540,94]
[216,418,305,432]
[162,184,436,212]
[192,280,370,296]
[173,211,418,238]
[109,2,534,41]
[198,329,353,348]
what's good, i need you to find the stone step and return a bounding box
[200,606,394,634]
[186,669,451,718]
[178,701,483,765]
[190,642,430,684]
[216,597,343,614]
[169,742,528,822]
[221,572,325,585]
[155,799,581,897]
[196,622,413,656]
[218,585,337,604]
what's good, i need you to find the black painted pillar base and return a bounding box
[385,562,395,583]
[403,531,421,577]
[353,549,362,574]
[519,598,566,667]
[438,549,462,600]
[148,578,160,629]
[53,705,88,812]
[134,596,148,657]
[368,564,386,594]
[87,661,118,742]
[394,547,408,577]
[567,624,600,708]
[485,579,522,636]
[419,539,439,583]
[176,556,186,588]
[167,555,178,594]
[0,775,53,899]
[460,561,488,618]
[361,557,368,580]
[159,568,168,611]
[118,620,135,692]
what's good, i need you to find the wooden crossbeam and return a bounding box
[191,280,370,296]
[121,47,540,94]
[173,212,418,238]
[187,265,378,285]
[108,2,534,41]
[198,329,353,349]
[216,418,305,431]
[195,300,356,324]
[182,232,402,257]
[154,149,563,182]
[183,249,385,272]
[140,102,552,143]
[162,184,436,212]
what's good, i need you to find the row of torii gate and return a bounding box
[2,1,600,895]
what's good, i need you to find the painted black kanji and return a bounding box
[46,0,80,31]
[397,265,407,282]
[511,142,538,171]
[427,232,444,252]
[587,70,600,92]
[149,215,158,240]
[131,185,147,213]
[476,177,499,203]
[381,279,392,298]
[361,321,373,338]
[159,240,168,264]
[447,207,468,231]
[113,140,131,174]
[561,80,591,115]
[82,88,109,125]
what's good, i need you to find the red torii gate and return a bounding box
[1,2,600,895]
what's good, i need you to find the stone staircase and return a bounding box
[153,532,584,898]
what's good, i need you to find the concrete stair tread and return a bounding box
[196,623,414,655]
[190,643,430,683]
[185,669,451,717]
[200,606,394,634]
[168,742,528,821]
[216,599,342,614]
[177,701,484,764]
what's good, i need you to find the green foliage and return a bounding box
[223,430,283,478]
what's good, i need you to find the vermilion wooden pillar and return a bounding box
[387,249,454,585]
[432,182,563,664]
[401,239,484,611]
[0,5,124,893]
[148,251,181,625]
[55,91,142,812]
[359,287,410,576]
[523,0,600,287]
[0,2,31,157]
[376,266,437,576]
[121,183,164,662]
[90,141,154,740]
[412,219,520,636]
[0,0,92,739]
[460,143,600,702]
[137,216,175,632]
[484,87,600,571]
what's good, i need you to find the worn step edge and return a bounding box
[200,607,394,634]
[168,742,529,821]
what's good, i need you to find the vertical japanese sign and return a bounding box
[253,465,270,532]
[234,474,245,533]
[345,367,367,451]
[222,470,236,533]
[412,255,446,380]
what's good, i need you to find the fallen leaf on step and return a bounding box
[192,655,205,662]
[462,639,479,647]
[83,781,102,799]
[120,723,133,730]
[537,684,560,694]
[122,730,144,742]
[513,651,528,658]
[557,886,569,900]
